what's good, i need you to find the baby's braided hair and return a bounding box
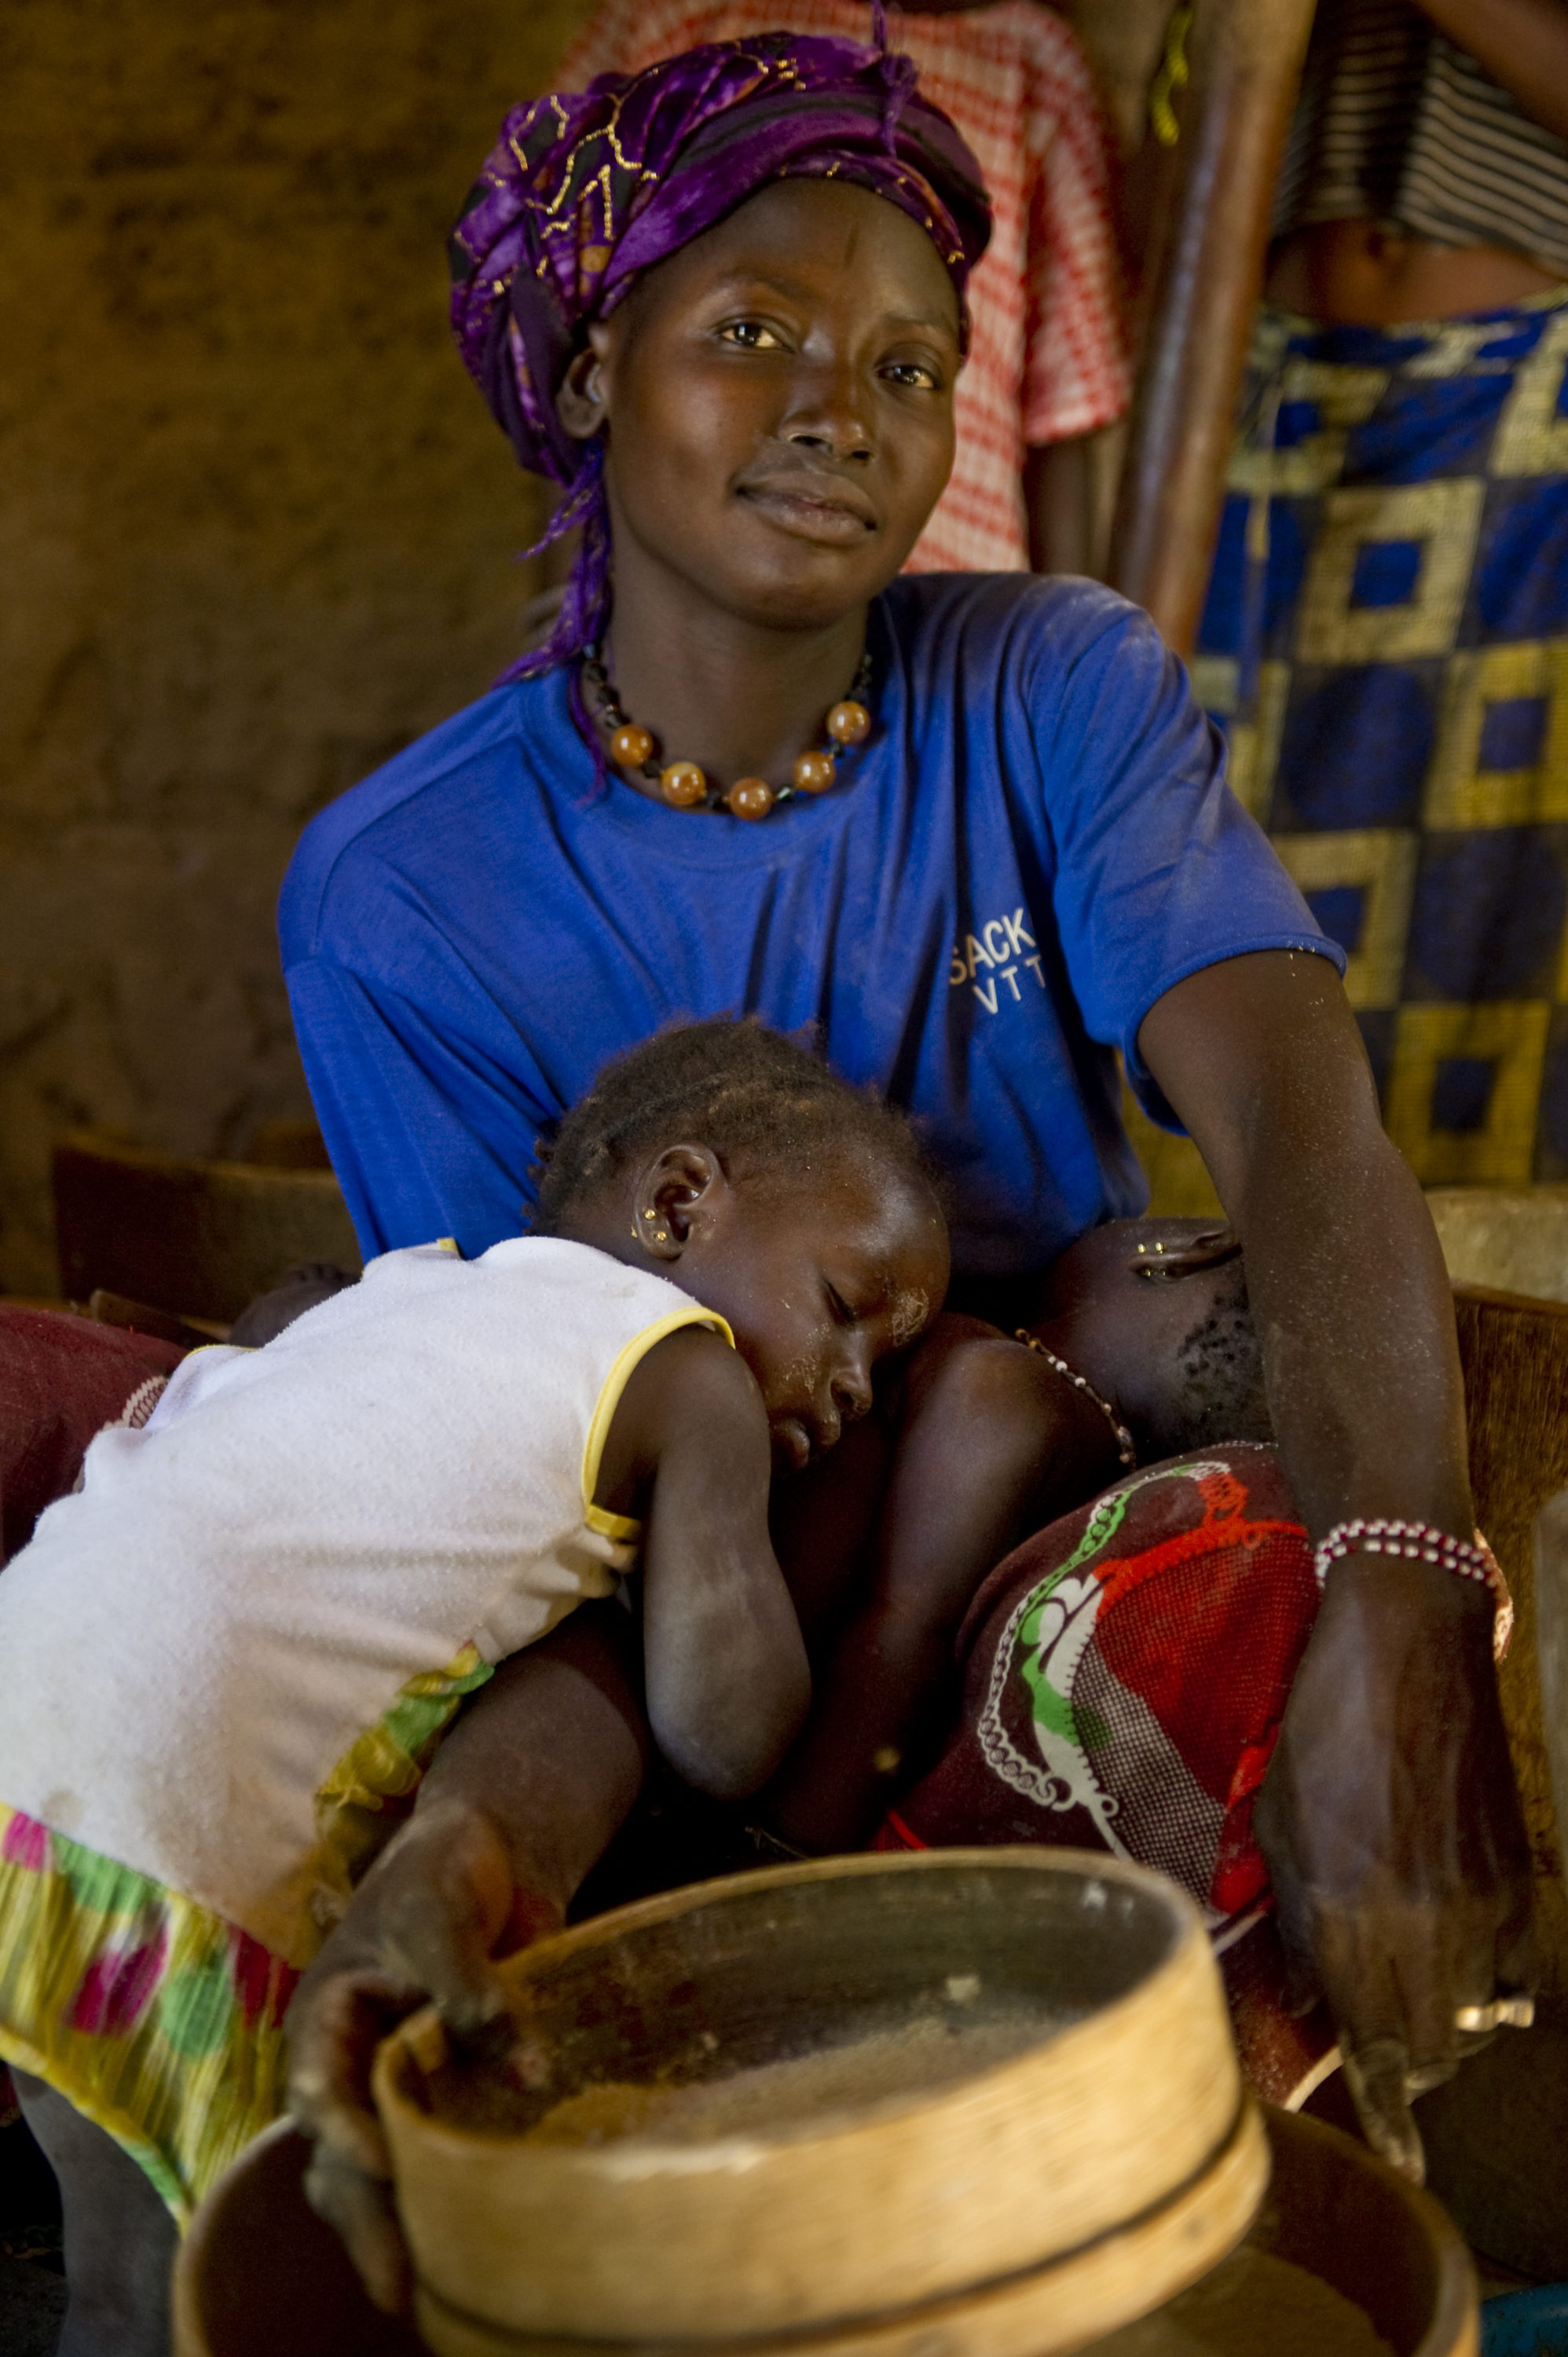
[531,1019,936,1230]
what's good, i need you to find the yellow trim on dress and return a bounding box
[585,1500,641,1542]
[580,1305,735,1524]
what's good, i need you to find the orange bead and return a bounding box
[793,749,836,795]
[826,699,870,746]
[727,776,775,821]
[661,760,707,809]
[610,723,654,768]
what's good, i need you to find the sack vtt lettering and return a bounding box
[949,907,1046,1015]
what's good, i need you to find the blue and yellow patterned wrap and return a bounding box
[1196,288,1568,1186]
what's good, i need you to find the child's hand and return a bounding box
[285,1798,562,2313]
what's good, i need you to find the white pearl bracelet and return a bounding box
[1313,1517,1512,1660]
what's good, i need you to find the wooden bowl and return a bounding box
[372,1849,1264,2349]
[1090,2105,1479,2357]
[170,2108,1474,2357]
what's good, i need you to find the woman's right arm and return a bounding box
[286,1603,651,2312]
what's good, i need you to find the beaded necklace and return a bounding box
[1016,1332,1138,1471]
[582,643,874,820]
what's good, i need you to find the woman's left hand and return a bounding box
[1139,950,1533,2180]
[1255,1548,1533,2178]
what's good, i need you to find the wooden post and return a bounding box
[1108,0,1316,656]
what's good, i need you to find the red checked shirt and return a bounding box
[555,0,1132,572]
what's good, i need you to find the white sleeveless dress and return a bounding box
[0,1234,729,1963]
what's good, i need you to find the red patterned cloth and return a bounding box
[557,0,1132,572]
[874,1443,1340,2103]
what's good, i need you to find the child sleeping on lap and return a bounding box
[0,1017,953,2266]
[0,1019,1296,2351]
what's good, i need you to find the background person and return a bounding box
[1195,0,1568,1197]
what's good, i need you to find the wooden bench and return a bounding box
[52,1131,361,1330]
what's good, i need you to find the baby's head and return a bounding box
[534,1021,950,1472]
[1032,1218,1272,1463]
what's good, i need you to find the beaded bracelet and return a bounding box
[1016,1332,1137,1471]
[1313,1517,1513,1660]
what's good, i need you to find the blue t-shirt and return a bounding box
[280,576,1339,1277]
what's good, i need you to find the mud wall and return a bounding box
[0,0,592,1292]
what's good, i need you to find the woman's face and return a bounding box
[576,178,962,630]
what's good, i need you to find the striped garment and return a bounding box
[1276,0,1568,277]
[555,0,1132,574]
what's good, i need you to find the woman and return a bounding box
[279,24,1526,2289]
[1196,0,1568,1196]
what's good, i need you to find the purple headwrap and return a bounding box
[449,22,991,684]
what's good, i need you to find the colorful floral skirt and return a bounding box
[0,1805,299,2226]
[0,1646,493,2223]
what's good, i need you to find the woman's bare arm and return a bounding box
[766,1325,1116,1853]
[1139,950,1531,2177]
[288,1331,812,2305]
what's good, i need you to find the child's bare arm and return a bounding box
[608,1327,811,1799]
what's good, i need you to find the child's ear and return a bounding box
[631,1145,727,1260]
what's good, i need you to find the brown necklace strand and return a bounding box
[1016,1332,1138,1471]
[582,643,874,820]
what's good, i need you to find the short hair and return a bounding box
[532,1019,936,1231]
